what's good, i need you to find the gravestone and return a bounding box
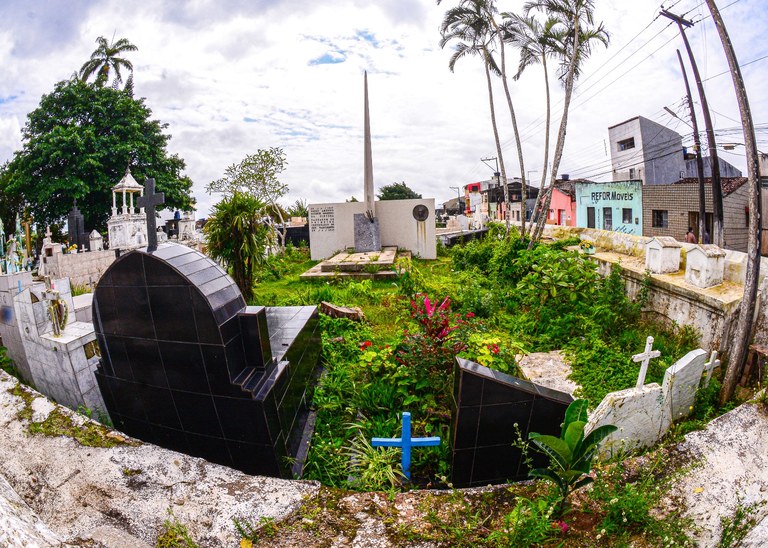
[587,348,710,457]
[67,204,89,252]
[686,245,726,288]
[645,236,681,274]
[92,243,321,478]
[451,358,573,487]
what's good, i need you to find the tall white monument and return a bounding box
[354,72,381,252]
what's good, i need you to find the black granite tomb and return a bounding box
[93,242,321,478]
[67,204,90,251]
[451,358,573,487]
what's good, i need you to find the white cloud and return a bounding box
[1,0,765,219]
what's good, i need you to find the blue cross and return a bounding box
[371,412,440,480]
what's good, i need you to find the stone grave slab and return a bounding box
[300,247,402,280]
[662,348,708,421]
[93,243,321,478]
[451,358,573,487]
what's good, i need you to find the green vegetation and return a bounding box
[528,399,617,516]
[248,230,705,494]
[203,192,270,302]
[2,79,194,230]
[156,509,198,548]
[376,181,422,200]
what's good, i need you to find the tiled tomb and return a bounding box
[451,358,573,487]
[93,243,321,478]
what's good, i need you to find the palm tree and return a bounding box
[79,36,138,89]
[440,0,513,233]
[503,13,562,237]
[203,192,270,303]
[523,0,609,247]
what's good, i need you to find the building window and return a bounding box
[622,208,632,224]
[629,168,636,179]
[618,137,635,151]
[652,210,668,228]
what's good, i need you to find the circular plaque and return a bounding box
[412,205,429,222]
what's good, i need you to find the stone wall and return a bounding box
[43,250,115,289]
[308,199,436,260]
[0,272,34,383]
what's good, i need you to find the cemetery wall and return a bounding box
[44,250,115,289]
[308,199,436,260]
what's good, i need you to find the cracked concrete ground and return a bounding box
[2,368,768,547]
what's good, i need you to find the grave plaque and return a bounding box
[93,243,321,477]
[451,358,573,487]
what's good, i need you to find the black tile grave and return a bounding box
[93,242,321,478]
[450,358,573,487]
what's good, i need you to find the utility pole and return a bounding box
[661,9,724,247]
[481,157,501,221]
[703,0,762,404]
[675,49,708,243]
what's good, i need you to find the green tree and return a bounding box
[524,0,609,247]
[4,79,194,230]
[440,0,513,234]
[79,36,138,89]
[0,163,23,236]
[377,181,422,200]
[203,192,269,302]
[287,198,308,218]
[206,148,289,251]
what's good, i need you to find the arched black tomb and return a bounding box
[93,243,321,478]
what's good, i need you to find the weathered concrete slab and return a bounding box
[0,370,318,547]
[517,351,579,397]
[661,402,768,547]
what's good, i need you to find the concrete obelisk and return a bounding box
[354,71,381,252]
[363,71,375,217]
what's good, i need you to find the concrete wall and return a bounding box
[42,250,115,289]
[686,156,742,178]
[308,199,436,260]
[642,182,749,251]
[574,181,642,235]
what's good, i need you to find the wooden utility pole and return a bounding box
[702,0,762,404]
[661,9,724,247]
[676,49,708,242]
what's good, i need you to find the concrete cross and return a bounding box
[372,412,440,480]
[702,350,721,388]
[632,336,661,389]
[136,178,165,252]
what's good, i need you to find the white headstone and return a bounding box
[702,351,721,388]
[89,230,103,252]
[662,348,708,420]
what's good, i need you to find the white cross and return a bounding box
[45,225,52,239]
[633,336,661,389]
[702,350,721,388]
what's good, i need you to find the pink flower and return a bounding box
[489,344,500,355]
[466,312,475,319]
[552,520,569,533]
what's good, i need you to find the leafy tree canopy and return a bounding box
[377,181,422,201]
[3,79,194,230]
[203,191,269,303]
[207,148,290,250]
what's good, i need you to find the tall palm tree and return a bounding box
[79,36,138,89]
[439,0,513,234]
[524,0,609,247]
[481,1,530,239]
[503,13,562,237]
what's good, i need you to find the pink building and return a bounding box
[543,185,576,226]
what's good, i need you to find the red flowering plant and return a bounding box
[395,294,476,416]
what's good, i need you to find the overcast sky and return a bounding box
[1,0,766,217]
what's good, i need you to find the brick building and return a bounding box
[642,177,749,251]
